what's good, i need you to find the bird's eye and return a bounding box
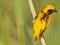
[47,9,54,14]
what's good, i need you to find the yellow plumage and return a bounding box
[32,5,57,41]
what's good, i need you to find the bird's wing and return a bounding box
[33,18,47,40]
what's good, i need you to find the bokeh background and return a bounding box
[0,0,60,45]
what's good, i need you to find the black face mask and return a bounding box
[47,9,57,15]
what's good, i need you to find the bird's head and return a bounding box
[42,5,57,15]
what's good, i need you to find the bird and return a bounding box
[32,5,57,41]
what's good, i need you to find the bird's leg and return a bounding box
[39,30,44,37]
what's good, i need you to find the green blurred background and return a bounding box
[0,0,60,45]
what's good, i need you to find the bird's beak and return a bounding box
[54,9,57,12]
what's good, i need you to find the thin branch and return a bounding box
[40,36,46,45]
[28,0,36,18]
[28,0,46,45]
